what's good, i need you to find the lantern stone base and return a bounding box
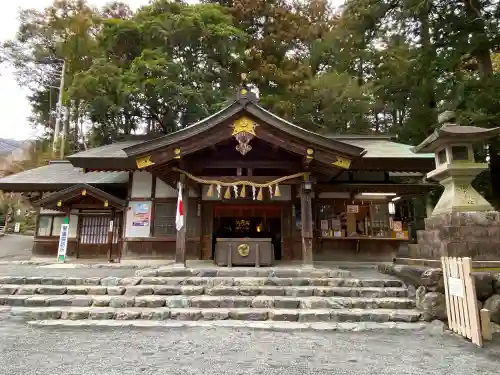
[407,211,500,260]
[428,164,494,216]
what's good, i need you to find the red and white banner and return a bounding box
[175,182,184,231]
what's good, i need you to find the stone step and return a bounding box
[0,276,401,288]
[0,294,416,309]
[0,285,409,298]
[138,277,404,288]
[8,306,422,323]
[0,274,396,287]
[27,319,428,332]
[135,267,352,278]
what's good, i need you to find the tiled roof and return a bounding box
[327,135,434,159]
[0,161,128,191]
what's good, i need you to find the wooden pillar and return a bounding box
[300,183,314,267]
[107,208,115,262]
[175,174,189,266]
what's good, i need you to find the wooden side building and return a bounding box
[0,89,437,264]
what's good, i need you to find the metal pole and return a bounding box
[52,60,65,156]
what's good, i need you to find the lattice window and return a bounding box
[80,216,119,244]
[154,202,176,236]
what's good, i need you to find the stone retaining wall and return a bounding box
[378,264,500,324]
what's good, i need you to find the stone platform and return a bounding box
[407,211,500,260]
[0,266,421,325]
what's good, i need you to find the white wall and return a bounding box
[68,215,78,238]
[155,178,199,198]
[124,200,152,238]
[155,178,177,198]
[131,171,153,198]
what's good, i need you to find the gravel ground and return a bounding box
[0,309,499,375]
[0,235,33,261]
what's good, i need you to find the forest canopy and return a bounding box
[4,0,500,154]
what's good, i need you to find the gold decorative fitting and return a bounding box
[238,243,250,257]
[57,201,62,207]
[232,117,257,156]
[136,155,154,169]
[241,88,248,95]
[104,200,109,207]
[81,168,87,174]
[232,117,257,137]
[306,148,314,159]
[81,189,87,196]
[332,156,351,169]
[174,148,181,159]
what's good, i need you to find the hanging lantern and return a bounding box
[104,200,109,208]
[81,189,87,196]
[224,187,231,199]
[206,184,214,197]
[275,184,281,197]
[57,201,62,207]
[257,187,263,201]
[240,185,246,198]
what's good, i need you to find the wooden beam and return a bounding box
[185,160,297,170]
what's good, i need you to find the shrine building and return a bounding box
[0,89,437,265]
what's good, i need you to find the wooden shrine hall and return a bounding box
[0,88,437,265]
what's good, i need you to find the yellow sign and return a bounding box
[332,156,351,169]
[174,148,181,159]
[238,243,250,257]
[136,155,154,169]
[232,117,257,137]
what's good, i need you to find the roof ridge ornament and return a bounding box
[236,73,259,103]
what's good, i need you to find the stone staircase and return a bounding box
[0,267,422,326]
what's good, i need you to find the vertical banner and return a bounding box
[57,219,70,262]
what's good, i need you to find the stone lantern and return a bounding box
[412,111,500,216]
[405,112,500,260]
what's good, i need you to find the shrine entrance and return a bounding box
[212,204,283,262]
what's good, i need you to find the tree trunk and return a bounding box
[464,0,493,79]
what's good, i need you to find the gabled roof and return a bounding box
[34,183,126,211]
[0,161,128,192]
[122,96,366,159]
[328,135,434,159]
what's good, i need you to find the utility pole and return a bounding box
[52,60,66,158]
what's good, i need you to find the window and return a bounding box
[37,216,52,236]
[153,200,200,237]
[52,216,65,236]
[154,202,176,236]
[437,149,447,164]
[80,216,119,244]
[451,146,469,161]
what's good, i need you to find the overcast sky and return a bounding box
[0,0,342,141]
